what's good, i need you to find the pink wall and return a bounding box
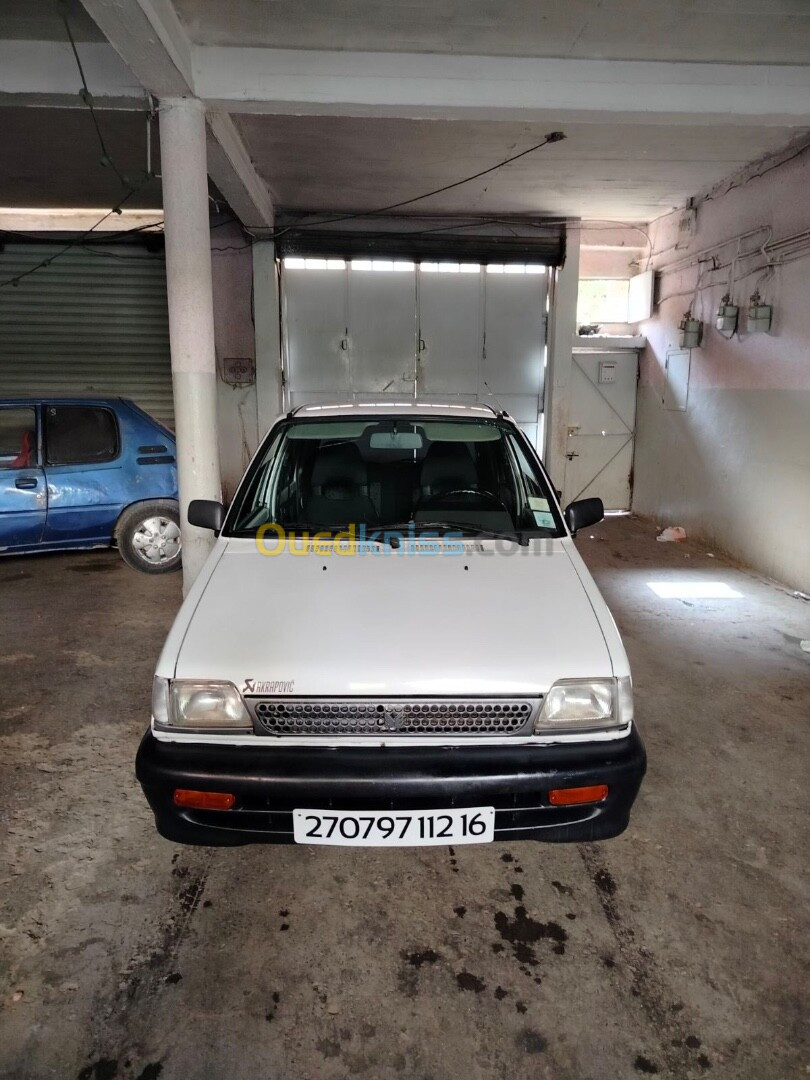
[640,143,810,395]
[633,138,810,589]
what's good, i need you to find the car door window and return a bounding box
[44,406,119,466]
[0,407,37,469]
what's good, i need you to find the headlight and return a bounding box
[534,677,632,733]
[153,678,251,730]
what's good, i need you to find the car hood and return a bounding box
[174,539,613,695]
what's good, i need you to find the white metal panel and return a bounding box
[0,244,173,425]
[483,270,547,446]
[417,271,481,397]
[627,269,654,323]
[564,350,639,510]
[282,265,349,410]
[347,267,417,399]
[663,349,691,411]
[281,262,549,445]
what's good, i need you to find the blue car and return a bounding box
[0,396,181,574]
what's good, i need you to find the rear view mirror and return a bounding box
[188,499,225,534]
[369,431,424,450]
[564,497,604,536]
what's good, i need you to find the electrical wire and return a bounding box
[0,185,149,289]
[0,217,164,245]
[657,247,810,306]
[696,138,810,208]
[60,4,129,190]
[271,132,568,238]
[0,3,159,289]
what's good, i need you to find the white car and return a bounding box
[137,402,646,847]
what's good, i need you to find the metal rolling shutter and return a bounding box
[0,243,174,426]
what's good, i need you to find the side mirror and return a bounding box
[564,497,604,536]
[188,499,225,534]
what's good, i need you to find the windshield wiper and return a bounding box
[278,522,390,547]
[378,520,530,547]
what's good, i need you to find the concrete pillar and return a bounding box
[544,227,581,500]
[159,97,222,593]
[252,240,285,437]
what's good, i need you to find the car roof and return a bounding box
[0,393,130,404]
[290,401,504,419]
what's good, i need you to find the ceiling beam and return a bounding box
[206,111,275,230]
[78,0,192,97]
[194,48,810,127]
[0,39,144,108]
[75,0,274,227]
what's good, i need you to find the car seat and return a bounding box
[10,430,35,468]
[303,443,378,528]
[419,443,478,502]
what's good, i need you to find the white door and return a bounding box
[417,269,482,402]
[280,260,548,449]
[282,265,349,409]
[563,350,638,511]
[347,266,417,400]
[482,270,547,447]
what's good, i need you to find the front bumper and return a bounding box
[136,728,646,846]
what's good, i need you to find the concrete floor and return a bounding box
[1,515,807,1080]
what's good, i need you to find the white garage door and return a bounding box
[281,260,548,447]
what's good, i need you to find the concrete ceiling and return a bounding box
[0,107,162,209]
[173,0,810,63]
[0,0,103,42]
[0,0,808,226]
[234,114,804,220]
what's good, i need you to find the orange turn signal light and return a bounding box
[173,788,236,810]
[549,784,608,806]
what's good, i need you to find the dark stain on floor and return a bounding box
[516,1029,548,1055]
[403,948,440,968]
[398,948,441,998]
[456,971,487,993]
[633,1055,659,1074]
[77,1060,118,1080]
[551,880,574,897]
[134,1065,163,1080]
[494,906,568,964]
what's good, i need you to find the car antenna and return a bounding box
[482,380,507,418]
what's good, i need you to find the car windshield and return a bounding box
[225,415,564,538]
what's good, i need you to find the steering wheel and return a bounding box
[419,487,510,513]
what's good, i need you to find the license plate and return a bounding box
[292,807,495,847]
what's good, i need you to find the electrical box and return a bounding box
[677,205,698,246]
[627,269,654,322]
[221,357,255,387]
[663,349,691,411]
[598,360,617,384]
[715,294,739,334]
[748,292,773,334]
[679,314,702,349]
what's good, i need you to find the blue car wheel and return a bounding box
[116,500,181,574]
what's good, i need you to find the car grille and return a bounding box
[250,698,537,736]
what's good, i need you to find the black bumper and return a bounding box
[136,728,646,846]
